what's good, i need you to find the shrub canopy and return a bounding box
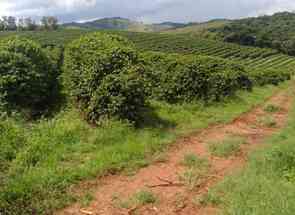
[0,37,55,115]
[140,52,252,103]
[64,32,146,124]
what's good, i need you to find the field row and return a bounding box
[1,30,295,73]
[118,32,295,72]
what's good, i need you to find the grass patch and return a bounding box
[208,136,247,157]
[181,153,209,169]
[179,153,210,190]
[193,189,222,207]
[81,192,94,208]
[112,190,157,210]
[259,115,277,127]
[207,88,295,215]
[264,104,281,113]
[0,83,288,215]
[179,167,207,190]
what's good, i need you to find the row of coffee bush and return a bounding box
[0,33,291,125]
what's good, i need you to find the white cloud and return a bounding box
[0,0,295,23]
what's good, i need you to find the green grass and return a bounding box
[179,167,207,190]
[204,90,295,215]
[134,190,157,205]
[0,83,288,215]
[112,190,157,209]
[264,104,281,113]
[181,153,209,169]
[259,115,277,127]
[208,136,247,157]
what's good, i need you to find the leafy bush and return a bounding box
[0,37,56,116]
[140,52,252,103]
[64,32,147,124]
[249,68,291,86]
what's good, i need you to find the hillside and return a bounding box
[164,19,230,38]
[213,12,295,55]
[63,17,186,32]
[119,31,295,73]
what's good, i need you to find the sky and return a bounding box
[0,0,295,23]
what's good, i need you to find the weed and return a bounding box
[179,168,205,190]
[193,190,222,206]
[259,116,277,127]
[264,104,280,113]
[112,190,157,210]
[182,153,209,169]
[134,190,157,205]
[208,136,246,157]
[81,193,94,208]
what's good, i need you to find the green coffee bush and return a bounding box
[140,52,252,103]
[64,32,147,124]
[249,68,291,86]
[0,37,56,115]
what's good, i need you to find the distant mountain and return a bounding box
[63,17,186,32]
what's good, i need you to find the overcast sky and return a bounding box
[0,0,294,23]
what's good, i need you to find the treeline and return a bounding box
[213,12,295,56]
[0,16,59,31]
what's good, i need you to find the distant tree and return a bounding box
[0,19,4,31]
[40,16,49,30]
[24,17,37,31]
[7,16,17,31]
[41,16,58,30]
[48,16,58,30]
[17,18,25,31]
[2,16,9,30]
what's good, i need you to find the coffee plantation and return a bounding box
[0,29,294,215]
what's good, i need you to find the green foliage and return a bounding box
[134,190,157,205]
[182,153,209,169]
[249,68,291,86]
[215,12,295,55]
[141,51,252,103]
[208,136,246,157]
[0,37,56,116]
[259,116,277,128]
[0,119,26,179]
[264,104,280,113]
[64,32,147,124]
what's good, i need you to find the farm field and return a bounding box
[0,18,295,215]
[2,29,294,74]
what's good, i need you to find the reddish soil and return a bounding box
[56,87,293,215]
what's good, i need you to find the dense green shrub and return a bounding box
[0,37,56,115]
[140,52,252,103]
[249,68,291,86]
[64,32,147,124]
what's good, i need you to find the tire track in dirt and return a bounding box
[56,85,294,215]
